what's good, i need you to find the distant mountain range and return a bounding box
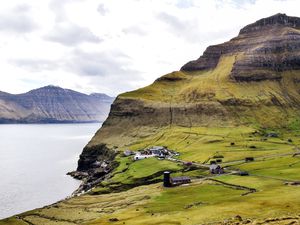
[0,85,115,123]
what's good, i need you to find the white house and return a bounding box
[124,150,134,156]
[133,152,155,160]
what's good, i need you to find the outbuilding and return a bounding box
[163,171,191,187]
[124,150,134,156]
[134,153,154,160]
[171,176,191,186]
[148,146,165,156]
[209,163,224,174]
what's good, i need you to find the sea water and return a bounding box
[0,123,100,219]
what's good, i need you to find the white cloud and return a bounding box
[45,22,102,46]
[97,3,109,16]
[0,4,38,34]
[0,0,299,96]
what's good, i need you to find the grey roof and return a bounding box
[171,176,191,182]
[149,146,164,150]
[209,164,218,170]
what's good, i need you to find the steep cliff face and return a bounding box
[181,13,300,81]
[0,85,114,123]
[76,14,300,181]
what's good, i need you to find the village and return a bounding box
[122,146,252,187]
[123,146,180,160]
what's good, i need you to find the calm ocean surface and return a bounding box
[0,123,100,219]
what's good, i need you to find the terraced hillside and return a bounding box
[3,13,300,225]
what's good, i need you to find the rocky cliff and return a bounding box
[0,85,114,123]
[181,13,300,81]
[75,13,300,186]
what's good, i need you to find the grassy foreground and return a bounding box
[2,125,300,224]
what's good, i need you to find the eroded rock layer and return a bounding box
[181,13,300,82]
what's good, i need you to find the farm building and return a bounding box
[209,163,224,174]
[171,177,191,185]
[148,146,165,155]
[133,146,179,161]
[235,171,249,176]
[123,150,134,156]
[134,152,155,160]
[163,171,191,187]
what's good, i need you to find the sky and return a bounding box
[0,0,299,96]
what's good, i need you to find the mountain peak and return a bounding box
[239,13,300,34]
[40,85,66,91]
[0,85,115,123]
[43,85,61,89]
[26,85,67,95]
[181,13,300,81]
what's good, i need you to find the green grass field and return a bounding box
[106,157,183,185]
[3,126,300,225]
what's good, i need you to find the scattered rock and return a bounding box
[67,171,89,180]
[139,195,151,200]
[235,215,243,221]
[266,132,279,138]
[184,202,204,209]
[244,219,252,224]
[233,171,249,176]
[284,181,300,186]
[245,157,254,162]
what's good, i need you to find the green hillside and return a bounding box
[3,13,300,225]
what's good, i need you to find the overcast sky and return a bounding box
[0,0,299,96]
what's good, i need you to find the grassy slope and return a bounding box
[3,127,300,224]
[121,55,300,128]
[3,55,300,224]
[87,54,300,150]
[97,157,184,190]
[85,127,300,224]
[121,54,295,103]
